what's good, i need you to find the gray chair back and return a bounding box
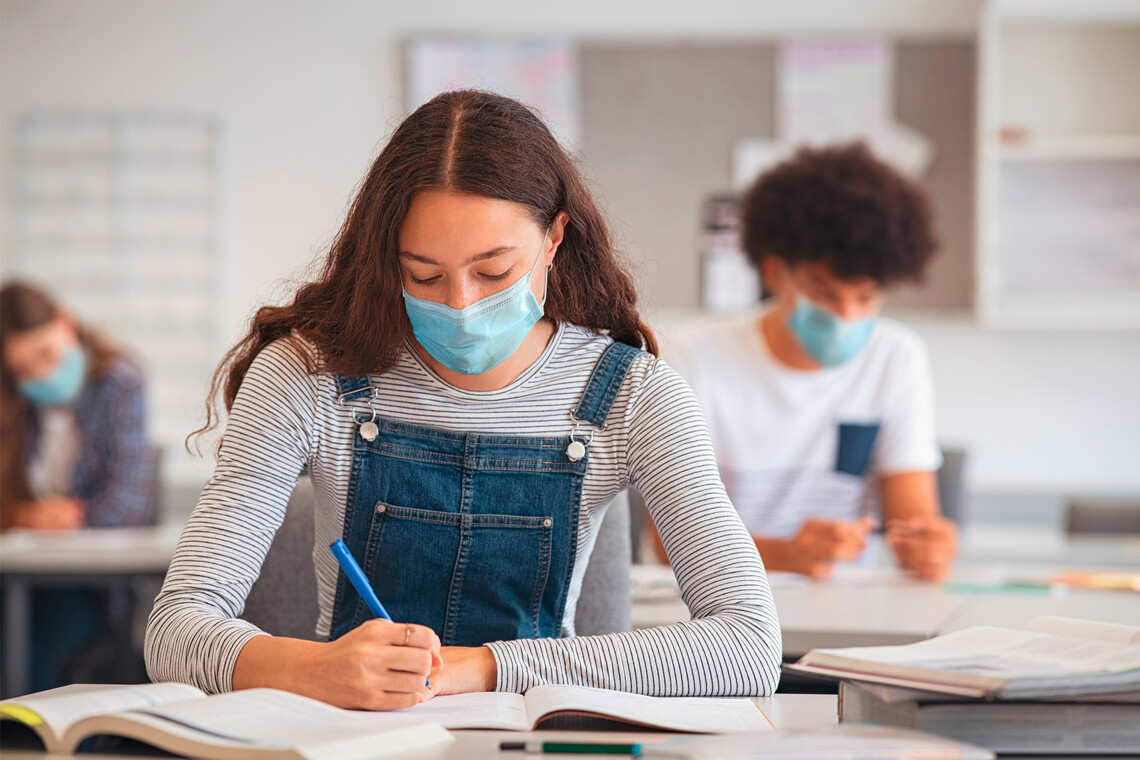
[241,477,320,640]
[139,444,164,526]
[1065,498,1140,535]
[937,447,967,525]
[240,477,632,640]
[575,491,632,636]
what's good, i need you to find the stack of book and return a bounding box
[786,616,1140,756]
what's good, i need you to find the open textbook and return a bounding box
[1,681,768,756]
[786,616,1140,699]
[0,683,451,759]
[395,685,772,733]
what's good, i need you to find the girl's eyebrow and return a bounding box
[398,247,515,266]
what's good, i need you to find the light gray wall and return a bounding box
[579,41,975,311]
[3,0,1137,497]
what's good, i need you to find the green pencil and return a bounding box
[500,741,643,755]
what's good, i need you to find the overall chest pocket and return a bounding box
[360,502,554,646]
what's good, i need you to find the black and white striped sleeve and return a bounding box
[486,359,783,696]
[144,339,318,692]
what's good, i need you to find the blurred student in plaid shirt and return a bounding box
[1,280,156,690]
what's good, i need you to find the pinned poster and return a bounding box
[406,38,580,148]
[779,39,894,143]
[733,39,934,190]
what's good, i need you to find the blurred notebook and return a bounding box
[785,616,1140,700]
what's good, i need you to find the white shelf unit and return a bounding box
[12,113,224,478]
[975,0,1140,329]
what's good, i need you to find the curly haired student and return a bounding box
[668,143,958,582]
[145,90,781,710]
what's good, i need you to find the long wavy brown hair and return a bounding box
[0,281,119,528]
[194,89,656,446]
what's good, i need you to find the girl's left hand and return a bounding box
[426,646,497,697]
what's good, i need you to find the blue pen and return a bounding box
[329,539,430,687]
[329,538,391,620]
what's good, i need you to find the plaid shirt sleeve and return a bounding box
[75,358,155,527]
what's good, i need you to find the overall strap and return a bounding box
[572,341,644,428]
[335,373,374,403]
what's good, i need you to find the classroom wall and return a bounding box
[3,0,1137,499]
[580,40,975,311]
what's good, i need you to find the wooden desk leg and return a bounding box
[3,577,31,698]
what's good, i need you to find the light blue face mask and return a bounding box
[402,229,550,376]
[18,344,88,406]
[786,295,876,368]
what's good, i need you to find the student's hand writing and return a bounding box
[886,515,958,582]
[425,646,497,698]
[779,516,876,578]
[14,496,85,531]
[304,620,442,710]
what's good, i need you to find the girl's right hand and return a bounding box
[305,620,443,710]
[234,620,444,710]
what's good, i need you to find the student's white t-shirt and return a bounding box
[669,309,941,538]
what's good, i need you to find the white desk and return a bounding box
[2,694,838,760]
[632,564,970,657]
[0,526,181,574]
[0,526,180,698]
[632,530,1140,661]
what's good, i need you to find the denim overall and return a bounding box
[328,341,642,646]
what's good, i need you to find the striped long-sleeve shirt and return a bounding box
[145,322,781,697]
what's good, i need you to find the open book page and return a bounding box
[384,692,530,730]
[1,682,204,740]
[522,685,772,734]
[1025,616,1140,645]
[65,688,449,760]
[127,689,437,744]
[810,626,1140,681]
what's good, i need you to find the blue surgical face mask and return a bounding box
[402,229,551,375]
[18,344,88,406]
[786,295,876,368]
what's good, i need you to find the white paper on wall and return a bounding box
[406,38,580,148]
[733,38,935,192]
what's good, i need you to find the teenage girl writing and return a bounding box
[145,90,781,709]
